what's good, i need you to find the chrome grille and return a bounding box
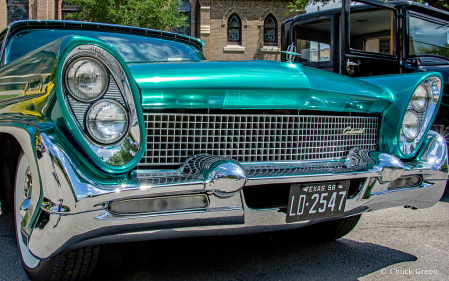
[139,113,379,166]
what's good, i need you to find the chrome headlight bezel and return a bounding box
[399,76,442,156]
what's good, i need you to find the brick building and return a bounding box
[0,0,294,61]
[1,0,77,30]
[193,0,292,61]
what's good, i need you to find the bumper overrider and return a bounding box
[27,131,447,260]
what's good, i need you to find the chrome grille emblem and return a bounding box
[342,126,365,135]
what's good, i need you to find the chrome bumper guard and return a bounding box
[28,131,448,260]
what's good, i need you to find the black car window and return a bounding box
[4,29,204,64]
[349,9,394,55]
[293,19,331,62]
[409,16,449,58]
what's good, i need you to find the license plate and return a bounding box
[286,180,350,223]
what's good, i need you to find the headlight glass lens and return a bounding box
[402,111,420,141]
[411,84,428,112]
[66,58,108,101]
[87,100,128,144]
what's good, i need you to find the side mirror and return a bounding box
[410,58,421,67]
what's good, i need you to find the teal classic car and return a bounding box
[0,20,447,280]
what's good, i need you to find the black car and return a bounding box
[282,0,449,136]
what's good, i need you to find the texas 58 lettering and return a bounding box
[286,181,350,223]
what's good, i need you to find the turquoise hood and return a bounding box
[128,60,391,113]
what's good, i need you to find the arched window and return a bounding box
[7,0,29,25]
[228,14,242,44]
[180,0,191,35]
[264,14,277,46]
[172,0,191,35]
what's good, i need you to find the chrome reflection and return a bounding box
[412,130,449,172]
[180,154,247,196]
[41,198,71,214]
[27,131,448,260]
[346,147,404,183]
[205,162,246,197]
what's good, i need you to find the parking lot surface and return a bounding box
[1,190,448,281]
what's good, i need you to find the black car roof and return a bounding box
[284,1,449,24]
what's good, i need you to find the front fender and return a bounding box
[0,115,54,234]
[51,36,146,175]
[359,72,444,160]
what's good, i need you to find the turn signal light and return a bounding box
[108,195,208,215]
[388,176,422,190]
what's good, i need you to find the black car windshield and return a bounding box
[4,29,204,64]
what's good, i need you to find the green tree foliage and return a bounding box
[411,0,449,10]
[277,0,449,14]
[106,139,139,166]
[65,0,187,31]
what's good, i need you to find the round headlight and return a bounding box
[66,57,109,101]
[86,100,128,144]
[402,111,420,141]
[411,84,428,112]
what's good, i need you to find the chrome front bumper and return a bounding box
[26,131,448,260]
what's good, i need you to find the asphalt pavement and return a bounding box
[1,190,448,281]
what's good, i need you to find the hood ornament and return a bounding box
[343,126,365,135]
[281,43,301,64]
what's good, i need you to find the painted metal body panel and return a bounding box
[131,61,391,113]
[281,0,449,138]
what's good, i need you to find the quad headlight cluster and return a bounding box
[65,56,129,145]
[61,44,142,159]
[400,76,441,155]
[61,44,141,168]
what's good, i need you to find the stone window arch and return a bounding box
[228,13,242,45]
[264,14,277,46]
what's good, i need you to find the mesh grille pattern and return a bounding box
[139,113,379,166]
